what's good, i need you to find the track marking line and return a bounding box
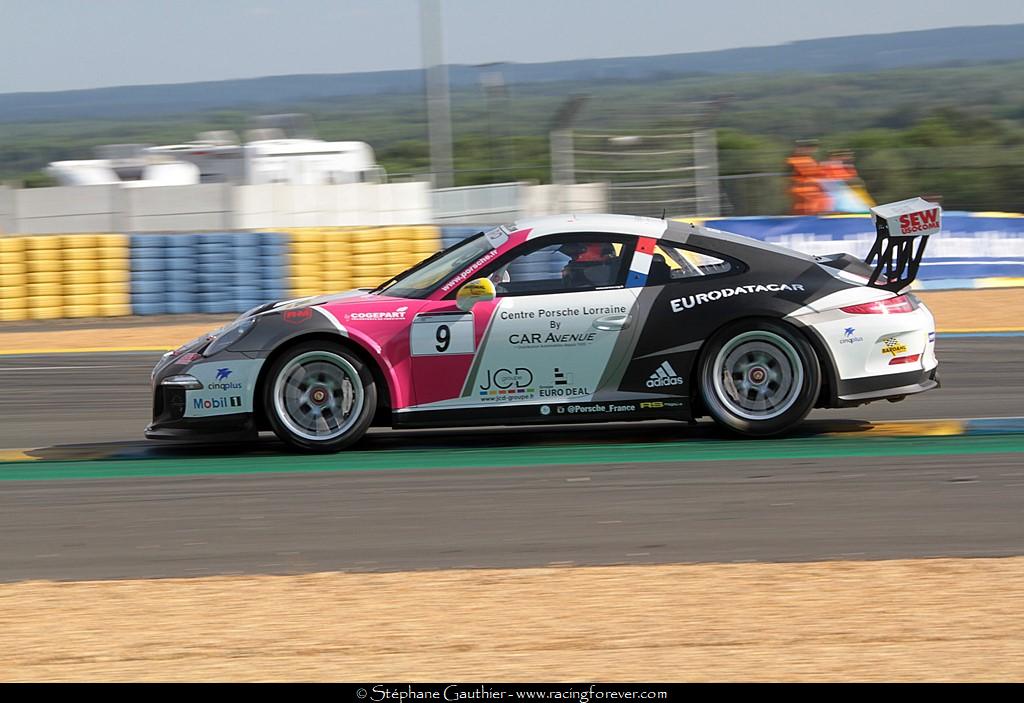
[0,347,170,356]
[850,420,965,437]
[0,449,40,462]
[0,365,140,372]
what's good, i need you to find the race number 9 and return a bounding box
[411,315,475,356]
[435,324,450,352]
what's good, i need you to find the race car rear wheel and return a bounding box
[264,341,377,452]
[698,320,820,436]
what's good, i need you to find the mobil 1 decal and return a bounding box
[465,288,640,405]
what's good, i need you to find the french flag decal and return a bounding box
[627,237,657,287]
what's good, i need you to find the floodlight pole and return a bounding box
[421,0,454,188]
[549,95,589,185]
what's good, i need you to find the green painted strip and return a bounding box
[0,434,1020,482]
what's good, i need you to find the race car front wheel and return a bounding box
[264,341,377,452]
[698,320,820,436]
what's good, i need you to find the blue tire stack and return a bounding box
[163,234,199,314]
[440,226,482,250]
[228,232,264,312]
[508,248,567,282]
[259,232,289,305]
[196,233,235,314]
[130,234,168,315]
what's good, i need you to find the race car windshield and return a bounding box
[373,232,497,299]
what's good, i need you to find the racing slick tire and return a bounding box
[698,319,820,437]
[263,340,377,453]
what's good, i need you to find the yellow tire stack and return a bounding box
[0,237,29,322]
[23,236,64,320]
[286,228,327,298]
[91,234,131,317]
[285,225,442,298]
[321,229,354,293]
[408,224,442,265]
[60,234,102,318]
[349,228,391,289]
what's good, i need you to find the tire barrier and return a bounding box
[4,225,443,321]
[130,232,291,315]
[0,233,130,321]
[285,226,440,297]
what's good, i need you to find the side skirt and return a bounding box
[392,399,692,429]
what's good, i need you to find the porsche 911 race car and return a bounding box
[147,198,940,452]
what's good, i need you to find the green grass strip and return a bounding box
[0,434,1021,482]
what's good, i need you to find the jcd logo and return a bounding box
[479,367,534,391]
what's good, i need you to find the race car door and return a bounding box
[456,233,641,413]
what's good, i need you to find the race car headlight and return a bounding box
[203,318,256,357]
[160,374,203,390]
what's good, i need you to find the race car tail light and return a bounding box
[889,353,922,366]
[841,294,917,314]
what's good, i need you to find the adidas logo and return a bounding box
[646,361,684,388]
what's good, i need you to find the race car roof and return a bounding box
[512,213,668,240]
[510,213,813,262]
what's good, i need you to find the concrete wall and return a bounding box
[0,186,14,234]
[0,181,608,234]
[13,185,120,234]
[519,183,609,218]
[3,182,435,234]
[122,184,233,232]
[433,182,521,225]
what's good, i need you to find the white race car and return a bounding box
[148,198,940,451]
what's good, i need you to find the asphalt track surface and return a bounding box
[0,337,1020,448]
[0,336,1022,581]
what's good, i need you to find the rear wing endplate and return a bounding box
[865,197,941,292]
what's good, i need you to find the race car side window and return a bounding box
[646,242,734,286]
[460,233,635,298]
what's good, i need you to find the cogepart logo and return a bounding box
[345,306,408,321]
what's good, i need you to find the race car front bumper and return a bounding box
[145,383,257,441]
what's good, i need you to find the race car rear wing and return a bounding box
[865,197,941,292]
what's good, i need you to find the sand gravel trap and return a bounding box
[2,558,1023,682]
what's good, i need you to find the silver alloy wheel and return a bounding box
[272,350,364,442]
[710,331,804,421]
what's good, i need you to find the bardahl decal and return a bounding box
[881,337,909,356]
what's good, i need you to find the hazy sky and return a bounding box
[2,0,1023,93]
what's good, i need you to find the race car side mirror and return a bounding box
[456,277,496,312]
